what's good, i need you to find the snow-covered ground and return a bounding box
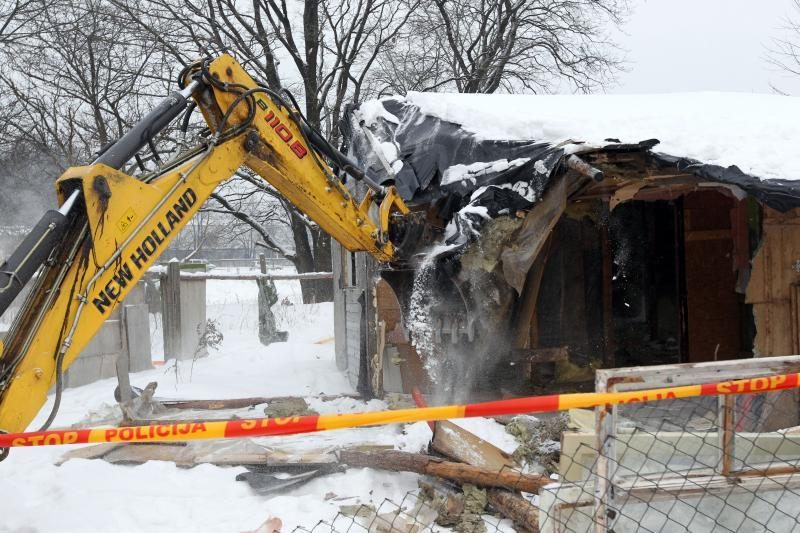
[0,269,517,533]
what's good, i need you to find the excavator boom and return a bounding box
[0,54,411,443]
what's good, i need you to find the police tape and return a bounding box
[1,373,798,450]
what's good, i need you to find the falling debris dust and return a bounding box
[408,248,444,384]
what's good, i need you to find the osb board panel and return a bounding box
[746,208,800,356]
[752,301,794,356]
[763,207,800,225]
[748,220,800,305]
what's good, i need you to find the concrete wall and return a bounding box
[64,281,151,388]
[159,263,207,361]
[332,242,348,372]
[177,275,207,360]
[332,242,379,394]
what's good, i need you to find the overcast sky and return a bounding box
[609,0,800,94]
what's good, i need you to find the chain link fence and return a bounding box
[290,356,800,532]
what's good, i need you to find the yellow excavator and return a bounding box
[0,54,423,455]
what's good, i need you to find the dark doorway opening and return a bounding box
[610,200,683,366]
[609,190,754,367]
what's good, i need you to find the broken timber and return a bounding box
[432,420,515,472]
[430,419,541,532]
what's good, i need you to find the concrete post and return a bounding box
[161,261,182,360]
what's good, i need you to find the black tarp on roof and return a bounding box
[346,97,800,213]
[343,96,800,265]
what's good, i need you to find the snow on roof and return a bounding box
[398,92,800,181]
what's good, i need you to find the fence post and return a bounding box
[161,261,182,360]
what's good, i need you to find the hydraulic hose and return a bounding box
[0,190,80,317]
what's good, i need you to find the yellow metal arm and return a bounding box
[0,54,410,435]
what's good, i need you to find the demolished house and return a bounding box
[333,92,800,402]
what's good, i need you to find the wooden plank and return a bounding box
[500,178,567,294]
[56,443,125,466]
[102,443,192,466]
[160,394,359,410]
[595,354,800,392]
[512,240,552,350]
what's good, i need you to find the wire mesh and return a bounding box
[542,387,800,532]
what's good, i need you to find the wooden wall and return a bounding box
[683,191,743,362]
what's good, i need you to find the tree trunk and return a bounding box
[487,489,540,532]
[288,209,333,303]
[337,450,548,493]
[311,228,333,302]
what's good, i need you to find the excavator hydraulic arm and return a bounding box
[0,54,411,442]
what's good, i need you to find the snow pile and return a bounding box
[400,91,800,181]
[450,417,519,455]
[0,269,526,532]
[0,272,415,532]
[441,157,530,186]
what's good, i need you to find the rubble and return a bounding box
[506,413,569,474]
[417,479,464,526]
[263,397,317,417]
[455,484,487,533]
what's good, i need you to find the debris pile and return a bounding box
[56,391,571,532]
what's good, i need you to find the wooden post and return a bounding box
[161,261,182,360]
[600,202,615,369]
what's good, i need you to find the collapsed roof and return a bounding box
[346,92,800,261]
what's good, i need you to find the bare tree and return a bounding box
[769,0,800,89]
[0,0,172,167]
[376,0,627,95]
[0,0,47,46]
[113,0,416,302]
